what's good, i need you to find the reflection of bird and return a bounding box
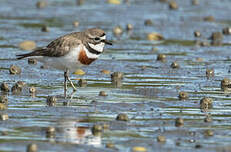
[17,28,112,98]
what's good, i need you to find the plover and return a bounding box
[17,28,112,98]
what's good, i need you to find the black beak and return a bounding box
[102,40,112,45]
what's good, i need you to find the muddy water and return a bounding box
[0,0,231,151]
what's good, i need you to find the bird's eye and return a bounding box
[94,37,100,41]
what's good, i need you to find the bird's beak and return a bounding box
[102,40,112,45]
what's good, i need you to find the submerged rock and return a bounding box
[200,97,213,110]
[0,83,10,92]
[116,113,129,121]
[147,32,164,41]
[46,96,57,106]
[157,135,166,142]
[175,117,184,127]
[9,65,21,75]
[27,143,38,152]
[169,0,178,10]
[19,40,36,50]
[178,91,188,100]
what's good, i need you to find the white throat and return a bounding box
[88,42,105,53]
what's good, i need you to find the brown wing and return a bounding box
[17,33,81,59]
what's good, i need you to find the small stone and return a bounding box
[196,57,203,62]
[210,32,223,41]
[103,123,110,130]
[46,127,55,138]
[28,58,37,65]
[147,32,164,41]
[132,146,147,152]
[221,78,231,91]
[9,65,21,75]
[200,97,213,110]
[27,143,38,152]
[0,103,6,110]
[178,91,188,100]
[78,79,87,87]
[204,129,214,136]
[11,82,23,94]
[195,144,202,149]
[170,62,180,69]
[199,41,210,47]
[169,0,178,10]
[106,143,115,149]
[29,87,36,94]
[206,69,214,78]
[76,0,84,5]
[204,115,212,122]
[0,96,8,104]
[157,135,166,142]
[156,54,166,61]
[0,83,10,92]
[111,72,123,87]
[19,40,36,51]
[0,114,8,120]
[126,24,133,31]
[116,113,129,121]
[99,91,107,96]
[92,124,103,133]
[223,27,231,35]
[41,25,49,32]
[72,21,79,27]
[192,0,199,5]
[101,69,110,74]
[203,16,215,22]
[144,19,153,26]
[175,117,184,127]
[46,96,57,106]
[36,0,47,9]
[73,69,85,75]
[194,31,201,37]
[108,0,121,5]
[113,26,123,36]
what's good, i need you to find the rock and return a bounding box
[99,91,107,96]
[223,27,231,35]
[76,0,84,5]
[0,83,10,92]
[36,0,47,9]
[27,143,38,152]
[170,62,180,69]
[92,124,103,135]
[29,87,36,94]
[194,31,201,37]
[156,54,166,61]
[113,26,123,36]
[0,96,8,104]
[116,113,129,121]
[203,16,215,22]
[78,79,87,87]
[206,69,214,78]
[46,96,57,106]
[144,19,153,26]
[111,72,123,87]
[204,115,212,122]
[73,69,85,75]
[19,40,36,51]
[106,143,115,149]
[204,129,214,136]
[28,58,37,64]
[41,25,49,32]
[108,0,121,5]
[126,24,133,31]
[101,69,110,74]
[169,0,178,10]
[147,32,164,41]
[0,103,6,110]
[157,135,166,142]
[178,91,188,100]
[200,97,213,110]
[46,127,55,138]
[9,65,21,75]
[221,78,231,91]
[132,146,147,152]
[175,117,184,127]
[72,21,79,27]
[0,114,8,120]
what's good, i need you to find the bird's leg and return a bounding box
[65,69,77,91]
[64,71,68,99]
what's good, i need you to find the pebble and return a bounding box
[0,103,6,110]
[0,95,8,104]
[126,24,133,31]
[28,58,37,64]
[19,40,36,50]
[147,32,164,41]
[46,96,57,106]
[0,114,8,120]
[41,25,49,32]
[200,97,213,110]
[101,69,110,74]
[99,91,108,96]
[0,83,10,92]
[27,143,38,152]
[132,146,147,152]
[204,129,214,136]
[78,79,87,87]
[223,27,231,35]
[194,31,201,37]
[36,0,47,9]
[29,87,36,94]
[9,65,21,75]
[108,0,121,5]
[169,0,178,10]
[206,69,214,78]
[175,117,184,127]
[113,26,123,36]
[116,113,129,121]
[178,91,188,100]
[171,62,180,69]
[111,72,123,87]
[144,19,153,26]
[73,69,85,75]
[92,124,103,134]
[157,135,166,142]
[204,115,212,122]
[221,78,231,91]
[156,54,166,61]
[46,127,56,138]
[72,21,79,27]
[203,16,215,22]
[76,0,84,5]
[106,143,115,149]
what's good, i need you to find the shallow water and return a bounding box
[1,0,231,151]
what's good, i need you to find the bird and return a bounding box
[16,28,112,98]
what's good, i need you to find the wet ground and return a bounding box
[0,0,231,151]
